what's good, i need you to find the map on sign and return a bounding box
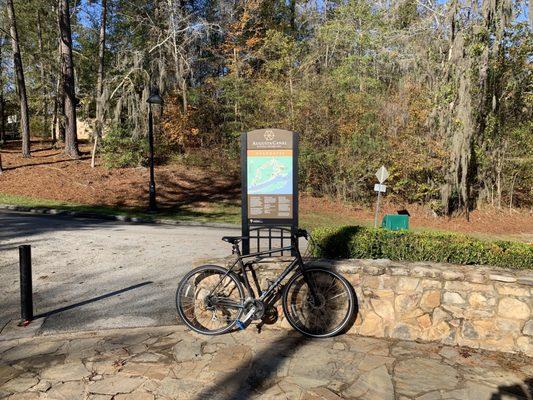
[248,156,292,195]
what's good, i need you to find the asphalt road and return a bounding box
[0,211,239,334]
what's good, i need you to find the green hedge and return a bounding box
[310,226,533,270]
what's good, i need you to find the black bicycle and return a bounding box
[175,228,356,338]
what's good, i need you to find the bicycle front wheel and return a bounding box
[282,267,356,338]
[176,265,245,335]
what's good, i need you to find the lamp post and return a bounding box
[147,88,163,212]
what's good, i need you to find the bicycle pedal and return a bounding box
[236,320,246,330]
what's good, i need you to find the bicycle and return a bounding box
[175,228,357,338]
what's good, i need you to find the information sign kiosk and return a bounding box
[241,129,299,255]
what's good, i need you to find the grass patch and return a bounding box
[311,225,533,270]
[0,193,240,225]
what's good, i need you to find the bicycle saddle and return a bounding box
[221,236,247,244]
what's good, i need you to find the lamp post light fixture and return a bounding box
[146,88,163,212]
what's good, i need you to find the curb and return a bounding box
[0,204,240,230]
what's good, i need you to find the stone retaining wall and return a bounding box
[236,258,533,356]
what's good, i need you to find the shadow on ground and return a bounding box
[0,212,124,248]
[491,379,533,399]
[34,281,153,319]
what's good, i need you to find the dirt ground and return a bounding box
[1,140,532,242]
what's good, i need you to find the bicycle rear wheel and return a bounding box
[282,267,356,338]
[176,265,245,335]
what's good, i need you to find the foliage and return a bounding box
[101,126,147,168]
[1,0,531,210]
[310,226,533,270]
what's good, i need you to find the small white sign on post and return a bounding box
[374,184,387,193]
[373,166,389,228]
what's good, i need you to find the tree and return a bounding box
[0,36,6,174]
[91,0,107,168]
[437,0,516,218]
[36,7,51,139]
[7,0,31,157]
[58,0,79,158]
[0,35,5,173]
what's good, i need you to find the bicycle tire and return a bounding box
[282,267,356,338]
[176,265,245,335]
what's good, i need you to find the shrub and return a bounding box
[101,126,148,168]
[310,226,533,270]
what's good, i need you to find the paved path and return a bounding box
[1,325,532,399]
[0,211,239,334]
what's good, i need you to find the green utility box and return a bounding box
[382,214,409,231]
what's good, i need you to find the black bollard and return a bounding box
[19,245,33,323]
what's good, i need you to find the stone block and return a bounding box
[440,304,465,318]
[517,277,533,286]
[420,290,441,312]
[172,339,203,363]
[463,308,495,319]
[523,320,533,336]
[391,324,419,341]
[482,334,516,353]
[418,280,442,290]
[389,266,409,276]
[426,321,451,341]
[468,292,496,308]
[395,293,420,312]
[411,266,439,279]
[496,284,530,297]
[442,270,465,281]
[444,281,494,293]
[471,320,497,340]
[497,298,530,320]
[495,318,522,333]
[489,274,517,283]
[373,289,395,299]
[432,308,451,324]
[394,358,458,397]
[363,276,380,288]
[516,336,532,356]
[443,292,464,305]
[417,314,432,330]
[461,321,479,340]
[363,265,386,276]
[359,312,384,337]
[401,308,424,320]
[371,298,395,321]
[465,272,487,284]
[378,275,395,289]
[397,277,419,292]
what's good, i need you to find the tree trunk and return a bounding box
[178,57,187,113]
[91,0,107,168]
[37,9,50,140]
[289,0,296,33]
[59,0,79,158]
[7,0,31,158]
[0,36,5,144]
[0,93,4,143]
[52,78,58,144]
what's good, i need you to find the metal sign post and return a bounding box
[373,166,389,228]
[241,129,298,255]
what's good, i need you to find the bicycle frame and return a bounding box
[208,239,312,306]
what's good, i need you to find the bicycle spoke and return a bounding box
[177,267,244,334]
[284,270,352,337]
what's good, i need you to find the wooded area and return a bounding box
[0,0,531,216]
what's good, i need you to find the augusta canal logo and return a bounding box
[264,130,275,141]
